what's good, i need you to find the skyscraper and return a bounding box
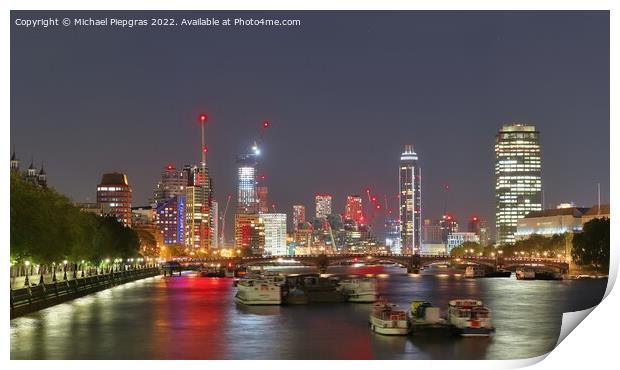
[97,172,132,227]
[315,194,332,218]
[236,153,258,214]
[262,213,287,256]
[399,145,421,254]
[257,186,269,213]
[185,114,214,251]
[292,205,306,231]
[495,123,542,245]
[156,195,185,245]
[385,217,401,254]
[152,164,187,205]
[344,195,363,223]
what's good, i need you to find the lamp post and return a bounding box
[24,261,30,287]
[81,260,85,278]
[52,262,57,282]
[63,260,68,280]
[39,264,44,285]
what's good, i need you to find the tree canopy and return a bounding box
[571,218,610,273]
[11,171,140,265]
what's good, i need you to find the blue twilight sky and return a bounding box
[10,11,610,240]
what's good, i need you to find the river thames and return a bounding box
[10,265,607,360]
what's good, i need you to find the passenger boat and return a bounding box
[369,300,412,335]
[516,269,536,280]
[447,299,494,337]
[409,301,450,333]
[464,265,486,278]
[234,279,282,305]
[338,278,378,303]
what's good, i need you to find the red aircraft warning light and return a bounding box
[199,113,208,122]
[262,120,270,128]
[202,146,208,153]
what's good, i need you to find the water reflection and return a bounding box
[10,266,606,360]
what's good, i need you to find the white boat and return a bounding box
[339,278,378,303]
[234,279,281,305]
[464,265,486,278]
[516,269,536,280]
[369,301,411,335]
[447,299,494,337]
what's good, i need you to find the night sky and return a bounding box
[10,11,610,240]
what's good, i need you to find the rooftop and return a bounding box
[99,173,129,186]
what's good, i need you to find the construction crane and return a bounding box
[219,194,232,246]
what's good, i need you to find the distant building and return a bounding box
[447,232,480,253]
[156,195,186,245]
[515,204,609,240]
[345,195,363,223]
[399,144,421,254]
[257,186,269,213]
[151,164,187,205]
[236,153,259,214]
[385,218,402,254]
[11,150,47,187]
[439,214,458,243]
[315,194,332,218]
[420,243,447,256]
[479,220,490,246]
[75,202,104,216]
[97,172,132,227]
[262,213,287,256]
[495,123,542,245]
[212,200,219,249]
[292,205,306,231]
[422,218,443,244]
[467,216,481,235]
[235,213,264,256]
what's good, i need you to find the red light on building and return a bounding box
[202,146,208,153]
[262,120,270,128]
[199,113,208,122]
[376,205,381,209]
[371,196,377,202]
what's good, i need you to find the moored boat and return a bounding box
[464,265,486,278]
[338,278,378,303]
[234,279,282,305]
[369,300,411,335]
[447,299,494,337]
[516,269,536,280]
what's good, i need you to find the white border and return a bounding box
[2,2,616,369]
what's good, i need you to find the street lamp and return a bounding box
[24,261,30,287]
[63,260,68,281]
[81,260,85,278]
[52,262,57,282]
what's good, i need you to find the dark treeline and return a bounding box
[10,171,140,266]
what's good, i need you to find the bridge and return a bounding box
[169,254,569,274]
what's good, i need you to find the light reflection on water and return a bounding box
[10,266,606,360]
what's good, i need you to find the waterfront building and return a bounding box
[399,144,421,254]
[345,195,364,223]
[96,172,132,227]
[495,123,543,245]
[515,204,609,240]
[152,164,187,205]
[156,195,186,245]
[420,243,448,255]
[385,218,402,254]
[581,204,610,223]
[446,232,480,253]
[234,213,264,255]
[292,205,306,231]
[262,213,287,256]
[315,194,332,218]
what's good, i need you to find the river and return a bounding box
[10,265,607,360]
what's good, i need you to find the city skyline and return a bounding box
[11,11,610,240]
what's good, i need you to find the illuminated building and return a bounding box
[399,144,421,254]
[439,214,458,243]
[422,219,443,244]
[97,172,132,227]
[235,213,264,255]
[257,186,269,213]
[446,232,479,253]
[292,205,306,231]
[385,218,401,254]
[294,222,314,254]
[236,153,258,213]
[156,195,185,245]
[468,216,481,235]
[315,194,332,218]
[262,213,287,256]
[495,123,543,245]
[345,194,363,223]
[152,164,187,205]
[212,200,219,249]
[479,220,490,246]
[514,205,609,240]
[185,114,214,251]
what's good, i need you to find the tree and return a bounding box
[572,218,610,273]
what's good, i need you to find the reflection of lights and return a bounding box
[365,274,374,278]
[409,273,420,277]
[437,274,449,278]
[377,273,389,279]
[454,273,462,277]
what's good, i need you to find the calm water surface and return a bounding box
[10,265,607,360]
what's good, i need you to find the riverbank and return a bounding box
[10,267,161,319]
